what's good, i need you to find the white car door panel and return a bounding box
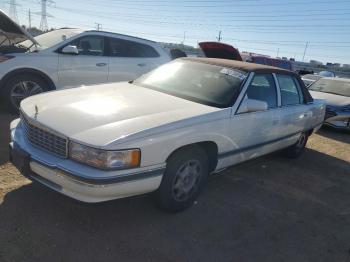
[57,35,108,88]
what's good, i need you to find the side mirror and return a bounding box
[237,98,268,114]
[61,45,79,55]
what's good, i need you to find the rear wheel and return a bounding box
[283,132,309,158]
[154,146,209,212]
[2,74,49,112]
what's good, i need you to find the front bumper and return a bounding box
[324,111,350,131]
[9,123,164,203]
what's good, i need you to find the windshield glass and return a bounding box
[19,29,82,50]
[134,60,247,108]
[309,79,350,97]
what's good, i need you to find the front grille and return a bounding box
[21,113,68,158]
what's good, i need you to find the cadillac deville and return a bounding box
[9,58,326,212]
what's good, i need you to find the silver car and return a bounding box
[309,77,350,130]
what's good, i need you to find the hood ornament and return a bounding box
[34,105,39,119]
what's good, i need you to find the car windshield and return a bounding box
[18,29,82,51]
[309,78,350,97]
[134,60,247,108]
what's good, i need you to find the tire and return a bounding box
[283,132,309,158]
[1,73,50,113]
[154,146,209,213]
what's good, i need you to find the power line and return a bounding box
[8,0,20,24]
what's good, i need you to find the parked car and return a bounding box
[9,58,325,212]
[301,74,322,87]
[0,10,171,111]
[242,54,293,71]
[198,42,243,61]
[319,71,336,78]
[309,77,350,130]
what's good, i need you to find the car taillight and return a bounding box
[0,55,14,63]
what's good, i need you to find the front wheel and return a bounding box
[283,132,309,158]
[2,74,49,112]
[154,146,209,212]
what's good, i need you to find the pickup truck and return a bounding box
[9,58,325,212]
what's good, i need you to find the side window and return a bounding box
[246,74,277,108]
[108,38,159,58]
[71,36,104,56]
[277,74,301,106]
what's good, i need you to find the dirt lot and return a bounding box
[0,110,349,262]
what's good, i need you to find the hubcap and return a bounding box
[172,160,201,202]
[10,81,44,109]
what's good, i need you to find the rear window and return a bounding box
[309,79,350,97]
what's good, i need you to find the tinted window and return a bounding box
[134,60,247,108]
[72,36,104,56]
[108,38,159,58]
[246,74,277,108]
[277,75,301,105]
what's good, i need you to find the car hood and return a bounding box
[309,90,350,107]
[199,41,243,61]
[20,82,221,147]
[0,9,38,46]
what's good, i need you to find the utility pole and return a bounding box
[182,31,186,45]
[276,48,280,58]
[302,41,309,62]
[217,31,222,42]
[95,23,102,31]
[28,9,32,29]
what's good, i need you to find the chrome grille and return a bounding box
[21,113,68,158]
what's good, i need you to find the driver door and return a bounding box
[225,73,282,165]
[57,35,109,89]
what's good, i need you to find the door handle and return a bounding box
[96,63,107,67]
[137,63,146,67]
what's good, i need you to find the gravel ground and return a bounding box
[0,110,349,262]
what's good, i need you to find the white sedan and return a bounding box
[10,58,325,212]
[0,10,171,111]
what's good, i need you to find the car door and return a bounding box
[225,73,282,165]
[106,37,161,82]
[275,74,311,137]
[57,35,109,88]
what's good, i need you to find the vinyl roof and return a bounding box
[182,57,295,75]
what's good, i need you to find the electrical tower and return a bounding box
[39,0,54,31]
[8,0,20,24]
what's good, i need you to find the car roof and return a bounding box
[85,30,157,43]
[181,57,296,75]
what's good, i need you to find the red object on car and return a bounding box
[199,42,243,61]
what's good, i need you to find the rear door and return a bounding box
[275,74,311,137]
[106,37,162,82]
[57,35,109,88]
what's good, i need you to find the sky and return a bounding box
[1,0,350,64]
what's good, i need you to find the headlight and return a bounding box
[69,142,140,170]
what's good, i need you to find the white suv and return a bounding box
[0,10,171,111]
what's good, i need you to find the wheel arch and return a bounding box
[166,141,219,173]
[0,68,56,91]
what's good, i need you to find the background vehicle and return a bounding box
[309,77,350,130]
[198,42,243,61]
[242,54,293,70]
[10,58,325,212]
[0,10,171,111]
[319,71,336,78]
[301,74,322,87]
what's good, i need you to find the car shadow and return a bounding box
[0,107,17,165]
[1,148,350,261]
[317,126,350,145]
